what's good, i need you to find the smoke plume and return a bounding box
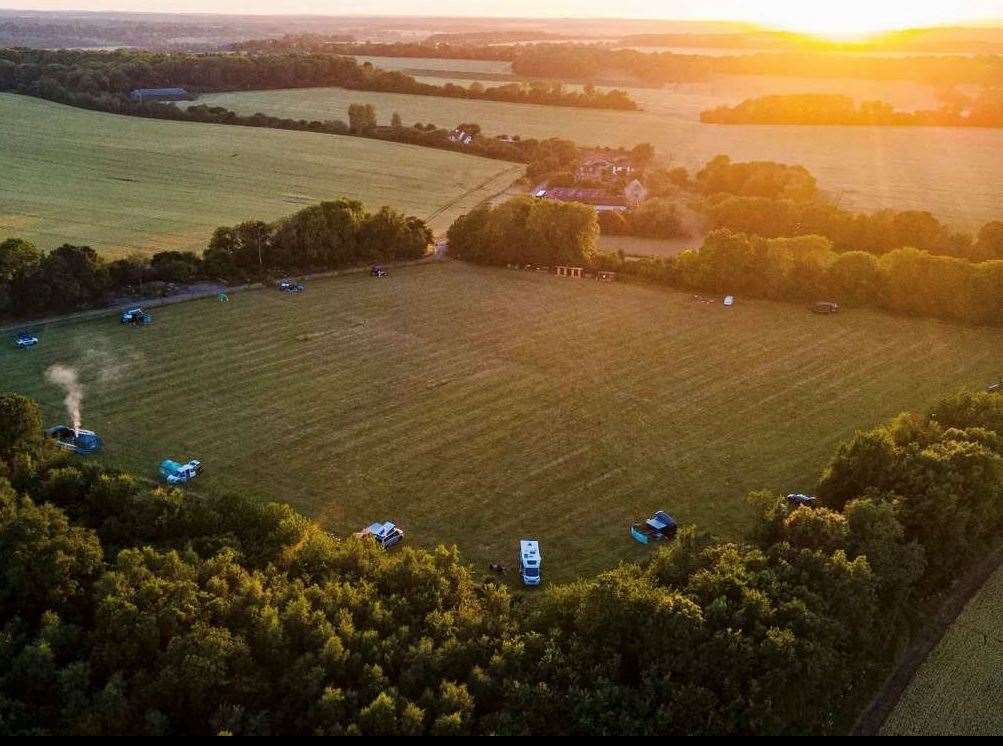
[45,364,83,435]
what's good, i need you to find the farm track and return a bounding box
[2,261,1001,580]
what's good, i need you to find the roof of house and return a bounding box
[129,87,189,97]
[579,152,633,167]
[542,187,626,207]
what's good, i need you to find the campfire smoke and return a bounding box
[45,364,83,435]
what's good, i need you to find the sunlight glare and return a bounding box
[742,1,963,39]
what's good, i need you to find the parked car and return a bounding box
[786,493,817,508]
[159,459,203,485]
[629,510,678,544]
[278,280,305,293]
[355,521,405,549]
[13,332,38,349]
[812,301,840,314]
[121,307,152,325]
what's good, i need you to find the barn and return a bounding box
[128,87,193,103]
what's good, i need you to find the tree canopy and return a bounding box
[1,388,1000,734]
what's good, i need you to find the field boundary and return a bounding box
[852,541,1003,735]
[0,256,437,336]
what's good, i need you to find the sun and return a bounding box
[747,1,961,40]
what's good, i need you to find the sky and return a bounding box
[2,1,1002,36]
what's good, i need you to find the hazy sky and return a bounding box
[3,1,1002,34]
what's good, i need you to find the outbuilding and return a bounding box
[128,87,192,102]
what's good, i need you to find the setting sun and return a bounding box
[742,0,979,38]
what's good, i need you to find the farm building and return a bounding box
[576,151,634,182]
[448,128,475,145]
[128,87,193,102]
[536,187,627,213]
[624,179,649,207]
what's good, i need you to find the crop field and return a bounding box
[3,261,1001,581]
[0,94,522,256]
[881,565,1003,735]
[196,76,1003,230]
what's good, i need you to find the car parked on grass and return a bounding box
[786,493,817,508]
[812,301,840,314]
[355,521,405,549]
[13,332,38,349]
[121,307,152,325]
[629,510,678,544]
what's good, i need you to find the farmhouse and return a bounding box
[536,187,627,213]
[576,151,634,183]
[448,128,475,145]
[128,87,193,102]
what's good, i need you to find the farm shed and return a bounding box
[128,87,192,102]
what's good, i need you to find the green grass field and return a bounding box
[0,94,522,256]
[881,565,1003,735]
[599,234,699,258]
[3,261,1001,581]
[196,78,1003,230]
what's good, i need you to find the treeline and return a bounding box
[513,45,1003,86]
[0,200,430,318]
[447,196,599,267]
[599,198,691,240]
[233,38,518,61]
[449,198,1003,326]
[301,41,1003,87]
[2,383,1001,735]
[670,231,1003,326]
[0,47,637,111]
[696,155,1003,261]
[701,92,1003,128]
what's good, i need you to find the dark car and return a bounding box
[812,301,840,314]
[278,281,305,293]
[371,265,389,278]
[786,493,817,508]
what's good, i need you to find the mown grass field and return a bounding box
[599,234,699,258]
[3,261,1001,581]
[196,76,1003,230]
[0,94,522,256]
[881,565,1003,735]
